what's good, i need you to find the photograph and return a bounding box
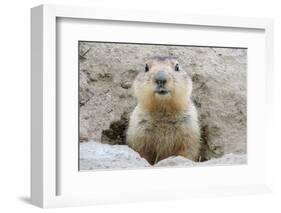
[79,41,247,170]
[27,2,277,209]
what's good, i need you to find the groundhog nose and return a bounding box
[155,70,167,86]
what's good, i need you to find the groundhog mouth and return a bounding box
[155,88,170,96]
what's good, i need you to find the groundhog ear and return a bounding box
[145,64,149,72]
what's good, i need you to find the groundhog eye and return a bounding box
[175,64,180,71]
[145,64,149,72]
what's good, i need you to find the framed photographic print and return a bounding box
[31,4,274,208]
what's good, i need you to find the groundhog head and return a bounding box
[133,57,192,113]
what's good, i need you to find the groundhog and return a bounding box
[126,57,201,165]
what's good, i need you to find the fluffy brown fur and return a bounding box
[126,57,201,165]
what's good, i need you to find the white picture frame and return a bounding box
[31,4,274,208]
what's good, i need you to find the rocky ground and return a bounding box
[79,42,247,169]
[80,141,246,170]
